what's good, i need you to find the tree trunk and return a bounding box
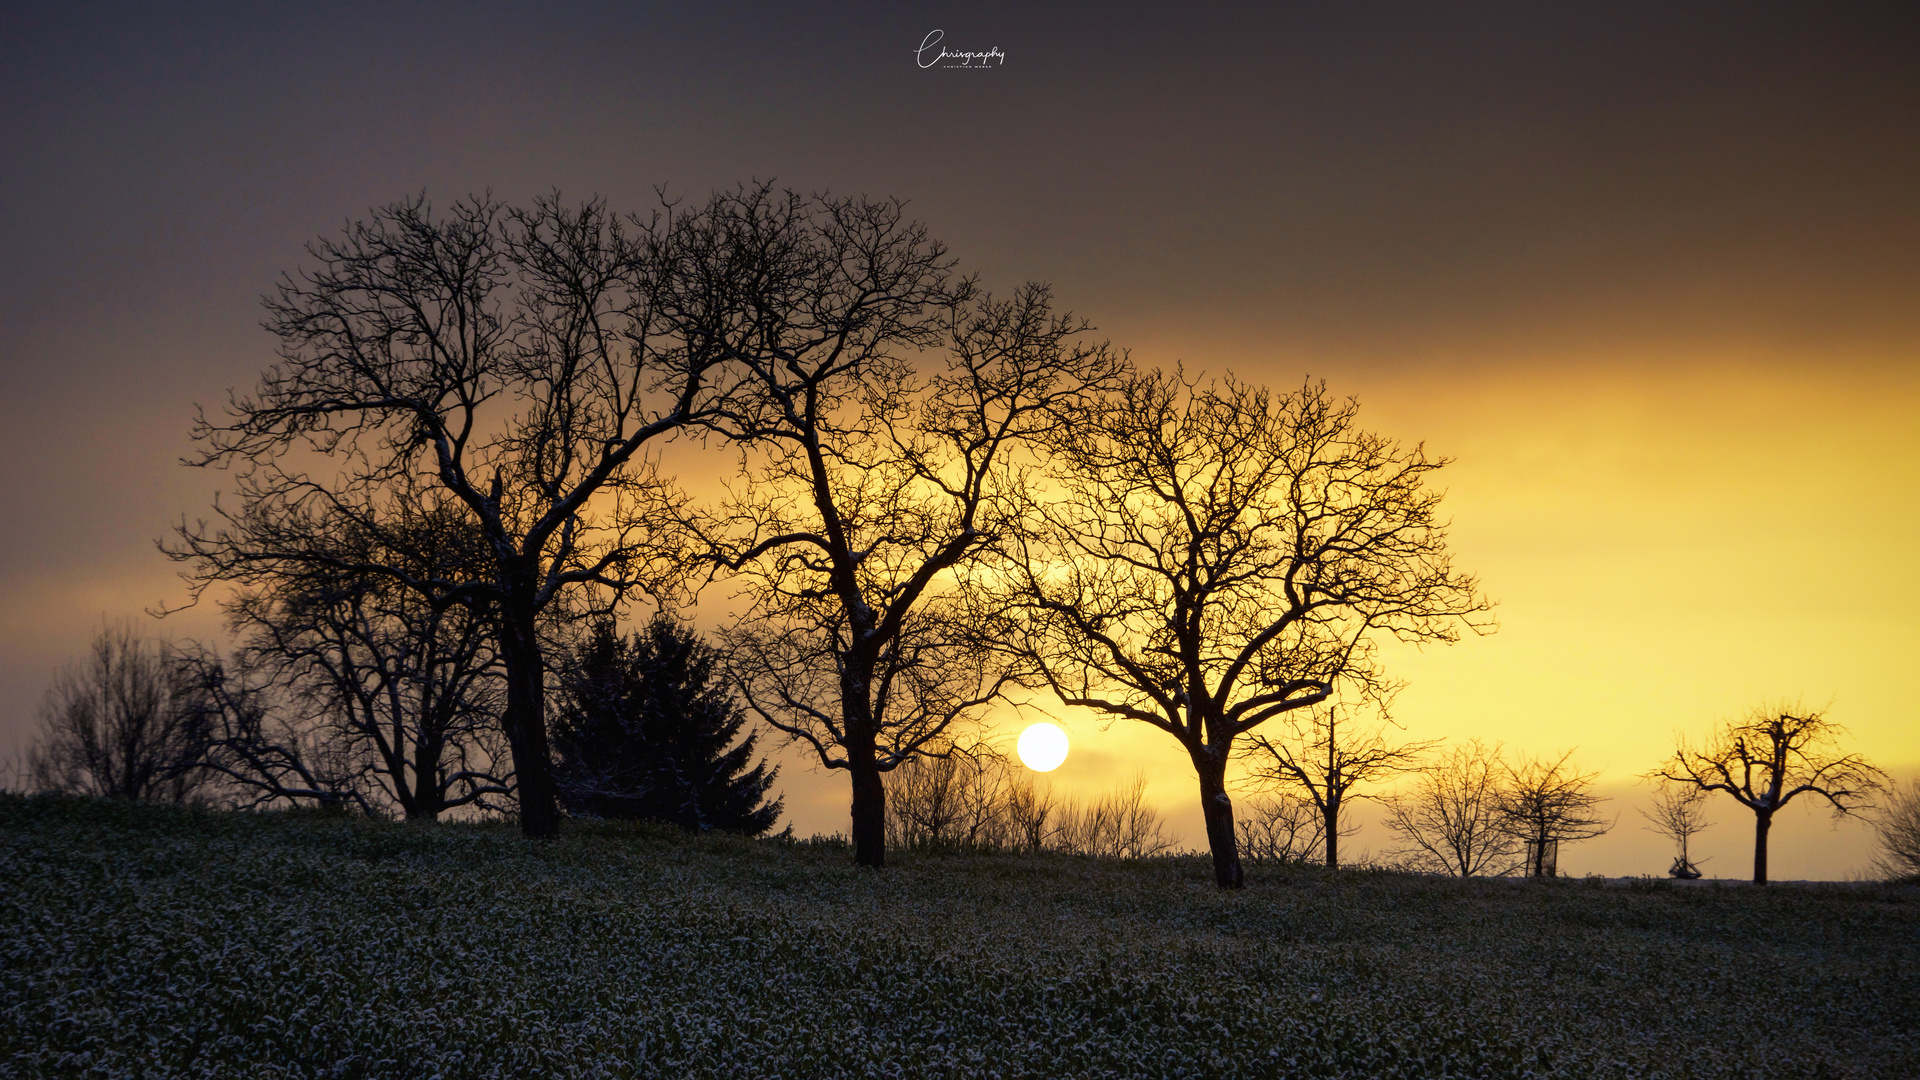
[496,587,560,840]
[406,735,440,821]
[1753,810,1772,885]
[1323,796,1340,869]
[848,731,886,868]
[1196,754,1244,888]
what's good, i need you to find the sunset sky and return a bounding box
[2,3,1914,877]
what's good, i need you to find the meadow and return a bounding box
[2,794,1913,1079]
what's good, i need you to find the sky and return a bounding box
[2,1,1915,878]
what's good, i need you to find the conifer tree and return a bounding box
[553,617,782,834]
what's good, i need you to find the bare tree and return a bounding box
[885,752,972,850]
[1003,773,1059,852]
[27,623,211,804]
[191,499,513,819]
[683,186,1124,867]
[1053,774,1176,859]
[1384,740,1520,877]
[882,755,1171,859]
[168,192,746,837]
[1653,706,1884,884]
[884,748,1010,852]
[1237,791,1329,865]
[1641,782,1713,878]
[1250,701,1436,868]
[1493,750,1611,878]
[1003,372,1491,887]
[1871,778,1920,881]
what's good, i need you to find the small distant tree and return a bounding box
[1653,706,1885,885]
[884,748,1011,852]
[1250,701,1436,868]
[1871,779,1920,881]
[1384,740,1519,877]
[27,623,211,804]
[885,753,967,850]
[1053,774,1175,859]
[1641,782,1713,878]
[551,617,782,835]
[1237,791,1328,865]
[1003,773,1059,852]
[1493,750,1611,878]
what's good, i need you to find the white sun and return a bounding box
[1016,722,1070,772]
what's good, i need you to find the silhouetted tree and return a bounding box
[1237,791,1328,865]
[1051,774,1175,859]
[680,185,1124,867]
[1493,750,1611,878]
[169,192,748,838]
[1385,740,1520,877]
[1653,706,1884,884]
[1871,778,1920,881]
[1003,772,1059,852]
[883,747,1011,852]
[1003,373,1491,887]
[552,617,781,834]
[1641,781,1713,878]
[1251,702,1436,869]
[27,623,211,804]
[186,500,512,819]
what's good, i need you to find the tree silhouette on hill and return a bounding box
[553,617,781,835]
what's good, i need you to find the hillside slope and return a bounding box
[2,796,1914,1078]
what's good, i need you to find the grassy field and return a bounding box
[2,795,1914,1079]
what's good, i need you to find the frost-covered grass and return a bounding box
[2,795,1914,1079]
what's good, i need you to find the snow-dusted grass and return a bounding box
[2,795,1914,1079]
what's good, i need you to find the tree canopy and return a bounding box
[1002,372,1492,887]
[170,191,752,836]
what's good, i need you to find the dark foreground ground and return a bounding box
[2,796,1914,1079]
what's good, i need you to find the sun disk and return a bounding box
[1016,722,1069,772]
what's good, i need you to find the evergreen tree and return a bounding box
[552,617,782,834]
